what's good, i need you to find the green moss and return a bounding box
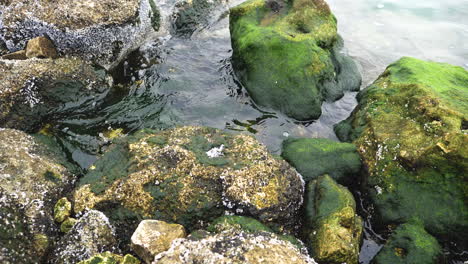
[54,197,72,223]
[334,57,468,243]
[78,252,140,264]
[229,0,361,120]
[149,0,161,31]
[60,217,77,233]
[373,222,441,264]
[281,137,361,183]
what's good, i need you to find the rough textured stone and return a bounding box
[335,57,468,243]
[304,175,362,264]
[0,128,78,263]
[373,222,442,264]
[78,252,141,264]
[0,58,109,131]
[73,126,304,239]
[230,0,361,120]
[282,137,361,183]
[0,0,159,69]
[1,50,27,60]
[54,197,72,223]
[131,220,186,263]
[50,210,118,264]
[25,36,58,59]
[153,227,317,264]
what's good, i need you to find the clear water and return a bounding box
[49,0,467,262]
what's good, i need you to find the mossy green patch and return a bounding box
[229,0,361,120]
[78,252,140,264]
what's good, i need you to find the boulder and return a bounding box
[304,175,362,264]
[131,220,186,263]
[229,0,361,120]
[0,128,78,262]
[0,57,109,131]
[25,37,58,59]
[50,210,118,264]
[373,222,442,264]
[282,137,361,183]
[73,126,304,241]
[153,226,316,263]
[0,0,160,69]
[78,252,140,264]
[335,57,468,243]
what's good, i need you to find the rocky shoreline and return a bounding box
[0,0,466,263]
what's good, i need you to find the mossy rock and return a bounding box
[229,0,361,120]
[281,137,361,183]
[373,222,442,264]
[78,252,140,264]
[304,175,362,264]
[334,57,468,244]
[73,126,304,240]
[54,197,72,223]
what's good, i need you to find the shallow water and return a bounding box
[49,0,467,262]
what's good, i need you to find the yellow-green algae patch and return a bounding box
[335,57,468,243]
[74,126,304,234]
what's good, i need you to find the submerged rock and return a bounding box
[0,128,78,263]
[78,252,140,264]
[373,222,442,264]
[131,220,187,263]
[73,126,304,240]
[229,0,361,120]
[282,137,361,183]
[153,225,316,264]
[0,0,159,69]
[304,175,362,264]
[50,210,118,264]
[0,57,109,131]
[174,0,227,37]
[335,57,468,243]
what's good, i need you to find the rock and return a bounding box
[1,0,159,69]
[1,50,27,60]
[78,252,140,264]
[373,222,442,264]
[50,210,118,264]
[0,39,8,56]
[174,0,226,37]
[25,37,58,59]
[153,226,316,263]
[229,0,361,120]
[0,128,78,262]
[131,220,186,263]
[304,175,362,264]
[334,57,468,243]
[282,138,361,183]
[60,217,77,233]
[0,57,109,131]
[73,126,304,242]
[54,197,72,223]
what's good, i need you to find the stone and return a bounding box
[25,37,58,59]
[60,217,77,233]
[54,197,72,223]
[304,175,362,264]
[174,0,226,37]
[229,0,361,120]
[0,128,79,262]
[153,226,316,264]
[1,50,27,60]
[50,210,118,264]
[131,220,186,263]
[373,222,442,264]
[335,57,468,243]
[73,126,304,240]
[78,252,140,264]
[1,0,160,69]
[282,137,361,183]
[0,58,109,131]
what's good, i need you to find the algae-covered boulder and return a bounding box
[282,137,361,183]
[0,58,108,131]
[304,175,362,264]
[0,0,159,69]
[0,128,78,262]
[229,0,361,120]
[78,252,140,264]
[73,126,304,239]
[335,57,468,242]
[373,222,442,264]
[50,210,118,264]
[153,225,316,264]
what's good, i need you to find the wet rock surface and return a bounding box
[0,57,109,131]
[73,126,304,238]
[304,175,362,264]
